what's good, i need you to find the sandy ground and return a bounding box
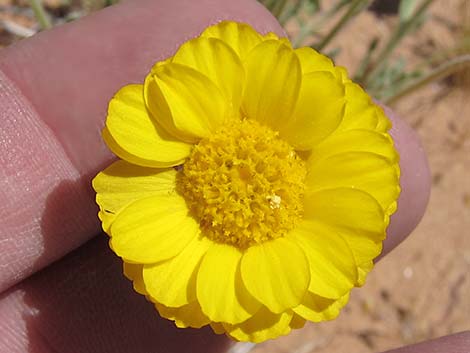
[1,1,469,352]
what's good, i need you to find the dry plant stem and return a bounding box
[28,0,52,30]
[2,19,36,37]
[315,0,369,51]
[421,43,470,68]
[292,19,318,48]
[384,54,470,105]
[271,0,288,19]
[292,0,349,47]
[81,0,105,13]
[81,0,119,13]
[363,0,435,84]
[354,37,378,81]
[278,1,302,25]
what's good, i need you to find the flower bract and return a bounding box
[92,21,400,343]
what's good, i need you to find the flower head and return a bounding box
[93,21,400,342]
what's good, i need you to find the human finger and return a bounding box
[379,106,431,258]
[0,0,283,293]
[0,237,232,353]
[381,331,470,353]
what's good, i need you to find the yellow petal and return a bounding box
[289,314,306,329]
[333,66,349,82]
[291,220,357,299]
[263,32,291,47]
[302,188,387,285]
[92,160,177,232]
[310,129,398,163]
[122,262,146,295]
[105,84,191,167]
[102,127,185,174]
[347,232,383,274]
[145,63,228,143]
[375,105,392,132]
[241,237,310,313]
[143,236,210,307]
[155,302,210,329]
[303,188,386,240]
[110,195,199,264]
[295,46,335,74]
[305,186,387,278]
[149,57,172,74]
[242,40,301,129]
[280,71,345,149]
[357,260,374,286]
[210,323,225,335]
[306,152,400,211]
[294,292,350,322]
[197,243,261,324]
[336,82,378,132]
[201,21,263,59]
[97,208,115,234]
[172,37,244,115]
[223,307,293,343]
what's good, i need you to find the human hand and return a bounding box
[0,0,463,352]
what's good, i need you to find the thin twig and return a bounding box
[354,37,379,81]
[363,0,435,84]
[28,0,52,30]
[279,0,302,25]
[271,0,289,19]
[292,0,350,47]
[315,0,369,51]
[383,54,470,105]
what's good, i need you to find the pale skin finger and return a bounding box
[380,107,431,258]
[0,237,232,353]
[381,331,470,353]
[0,0,285,293]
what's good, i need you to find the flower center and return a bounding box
[177,119,307,249]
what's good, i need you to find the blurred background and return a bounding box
[1,0,469,352]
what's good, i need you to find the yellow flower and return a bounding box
[92,21,400,343]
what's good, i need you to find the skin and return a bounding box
[0,0,465,352]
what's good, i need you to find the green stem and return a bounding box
[315,0,368,51]
[293,0,349,47]
[354,37,379,82]
[292,19,319,48]
[383,54,470,105]
[363,0,435,84]
[28,0,52,30]
[278,1,298,25]
[271,0,289,19]
[419,42,470,68]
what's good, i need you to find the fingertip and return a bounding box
[382,331,470,353]
[380,106,431,257]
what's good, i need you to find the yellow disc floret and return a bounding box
[177,119,307,249]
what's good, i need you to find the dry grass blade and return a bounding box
[384,54,470,105]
